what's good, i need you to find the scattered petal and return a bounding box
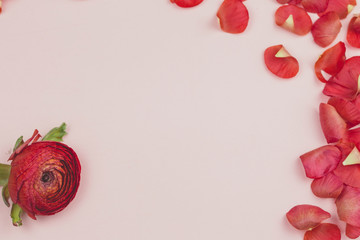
[328,97,360,127]
[217,0,249,34]
[264,45,299,79]
[336,185,360,227]
[346,224,360,239]
[300,145,341,179]
[320,0,356,19]
[347,15,360,48]
[277,0,302,4]
[304,223,341,240]
[170,0,203,7]
[312,12,342,48]
[275,5,313,35]
[311,173,343,198]
[334,143,360,188]
[302,0,329,13]
[319,103,347,143]
[315,42,346,83]
[286,205,331,230]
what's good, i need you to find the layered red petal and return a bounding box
[314,42,346,83]
[336,185,360,227]
[286,205,331,230]
[323,56,360,100]
[217,0,249,34]
[346,128,360,147]
[311,173,343,198]
[347,15,360,48]
[346,224,360,239]
[300,145,341,179]
[264,45,299,79]
[302,0,329,13]
[304,223,341,240]
[319,103,347,143]
[320,0,356,19]
[328,97,360,127]
[312,12,342,48]
[170,0,203,7]
[275,5,312,35]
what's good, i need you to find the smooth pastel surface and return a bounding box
[0,0,357,239]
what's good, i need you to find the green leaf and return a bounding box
[11,204,23,226]
[13,136,24,152]
[2,183,10,207]
[0,164,11,186]
[42,123,67,142]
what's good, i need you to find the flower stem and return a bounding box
[0,163,11,186]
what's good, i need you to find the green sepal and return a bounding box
[13,136,24,152]
[42,123,67,142]
[0,164,11,186]
[11,204,23,226]
[2,183,10,207]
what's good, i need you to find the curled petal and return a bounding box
[320,0,356,19]
[217,0,249,34]
[312,12,342,48]
[311,173,343,198]
[264,45,299,79]
[319,103,347,143]
[302,0,329,13]
[286,205,331,230]
[275,5,313,35]
[347,15,360,48]
[328,97,360,127]
[304,223,341,240]
[315,42,346,83]
[170,0,203,7]
[346,224,360,239]
[300,145,341,179]
[323,56,360,100]
[336,186,360,227]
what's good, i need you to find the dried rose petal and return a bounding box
[304,223,341,240]
[264,45,299,79]
[320,0,356,19]
[315,42,346,83]
[312,12,342,48]
[347,15,360,48]
[323,56,360,100]
[336,185,360,227]
[275,5,313,35]
[286,205,331,230]
[328,97,360,128]
[217,0,249,34]
[170,0,203,8]
[300,145,341,179]
[311,173,343,198]
[346,224,360,239]
[319,103,347,143]
[302,0,329,13]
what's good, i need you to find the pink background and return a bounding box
[0,0,356,239]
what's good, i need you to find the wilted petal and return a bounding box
[312,12,342,48]
[300,145,341,179]
[286,205,331,230]
[170,0,203,7]
[304,223,341,240]
[347,15,360,48]
[264,45,299,79]
[311,173,343,198]
[336,186,360,227]
[302,0,329,13]
[275,5,313,35]
[328,97,360,127]
[320,0,356,19]
[217,0,249,34]
[319,103,347,143]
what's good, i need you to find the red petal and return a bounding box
[311,173,344,198]
[302,0,329,13]
[304,223,341,240]
[217,0,249,34]
[319,103,347,143]
[315,42,346,83]
[275,5,313,35]
[323,56,360,100]
[300,145,341,179]
[347,15,360,48]
[319,0,356,19]
[312,12,342,48]
[346,224,360,239]
[346,128,360,147]
[336,185,360,227]
[277,0,302,4]
[328,97,360,127]
[264,45,299,79]
[286,205,331,230]
[170,0,203,7]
